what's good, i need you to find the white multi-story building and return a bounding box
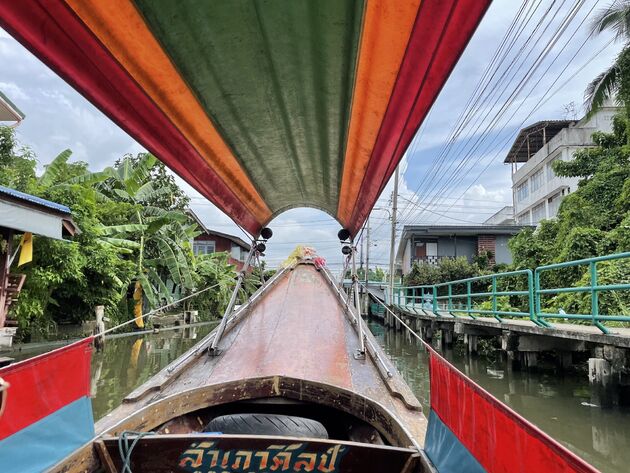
[505,104,618,225]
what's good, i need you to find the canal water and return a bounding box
[7,323,216,420]
[368,321,630,473]
[6,320,628,471]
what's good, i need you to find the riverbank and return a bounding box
[0,320,217,361]
[368,320,630,473]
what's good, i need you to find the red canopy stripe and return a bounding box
[348,0,491,235]
[0,0,263,234]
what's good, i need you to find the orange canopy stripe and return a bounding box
[64,0,272,224]
[337,0,421,227]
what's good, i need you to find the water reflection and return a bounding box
[368,321,630,473]
[91,323,215,419]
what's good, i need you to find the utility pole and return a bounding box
[359,224,364,271]
[364,215,370,313]
[388,166,399,305]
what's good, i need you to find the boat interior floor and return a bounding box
[89,263,429,472]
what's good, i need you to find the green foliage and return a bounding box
[472,250,495,270]
[510,116,630,321]
[1,128,235,340]
[111,153,190,211]
[404,257,481,286]
[584,0,630,119]
[476,296,522,316]
[190,252,236,319]
[548,259,630,320]
[0,126,37,191]
[351,266,388,282]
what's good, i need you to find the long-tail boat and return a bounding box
[0,1,599,472]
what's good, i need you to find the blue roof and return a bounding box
[0,186,71,214]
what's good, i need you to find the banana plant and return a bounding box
[92,154,199,322]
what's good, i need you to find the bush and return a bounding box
[404,257,482,286]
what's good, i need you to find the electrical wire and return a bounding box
[399,0,595,225]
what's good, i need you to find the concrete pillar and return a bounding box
[464,333,478,355]
[557,352,572,371]
[521,352,538,370]
[421,322,434,342]
[440,329,453,348]
[589,357,615,408]
[501,331,519,351]
[94,305,105,351]
[589,358,612,385]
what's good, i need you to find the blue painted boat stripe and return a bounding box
[425,409,486,473]
[0,396,94,473]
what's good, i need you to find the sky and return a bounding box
[0,0,622,271]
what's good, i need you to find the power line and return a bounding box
[397,0,551,222]
[405,0,584,222]
[421,0,604,222]
[400,0,595,225]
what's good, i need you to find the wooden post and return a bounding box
[0,228,13,329]
[94,305,105,350]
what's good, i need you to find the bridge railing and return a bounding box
[535,252,630,334]
[392,252,630,333]
[397,270,536,324]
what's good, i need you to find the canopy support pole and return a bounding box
[351,239,365,358]
[209,243,256,354]
[388,166,399,304]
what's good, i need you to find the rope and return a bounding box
[359,282,430,350]
[0,377,9,419]
[118,430,154,473]
[97,283,223,337]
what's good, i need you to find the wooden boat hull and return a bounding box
[51,262,432,472]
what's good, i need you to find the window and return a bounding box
[193,240,215,255]
[517,212,530,224]
[547,193,562,217]
[516,181,529,202]
[231,243,244,261]
[546,158,558,181]
[530,169,543,193]
[531,202,545,224]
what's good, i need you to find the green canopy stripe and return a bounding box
[133,0,364,215]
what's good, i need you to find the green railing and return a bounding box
[535,252,630,334]
[391,252,630,333]
[395,270,537,324]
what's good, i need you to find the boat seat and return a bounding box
[97,433,421,472]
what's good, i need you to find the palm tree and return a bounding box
[585,1,630,118]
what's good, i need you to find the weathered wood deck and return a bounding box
[96,263,427,446]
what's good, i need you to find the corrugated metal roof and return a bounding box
[0,90,25,121]
[0,185,71,214]
[504,120,574,164]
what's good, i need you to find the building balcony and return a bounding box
[412,255,445,266]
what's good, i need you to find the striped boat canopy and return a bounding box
[0,0,490,236]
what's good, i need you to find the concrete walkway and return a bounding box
[394,305,630,349]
